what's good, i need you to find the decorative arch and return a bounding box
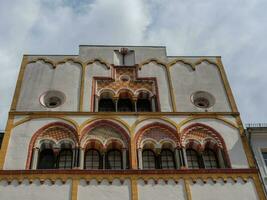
[26,122,79,169]
[181,123,231,167]
[86,58,111,69]
[80,119,130,147]
[138,58,167,70]
[27,58,56,68]
[116,88,135,98]
[135,122,180,149]
[83,138,104,151]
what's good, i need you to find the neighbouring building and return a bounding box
[247,123,267,193]
[0,45,265,200]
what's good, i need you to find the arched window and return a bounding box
[117,99,133,112]
[137,92,152,112]
[142,150,156,169]
[137,99,151,112]
[186,149,200,169]
[58,149,73,169]
[203,149,219,168]
[160,149,175,169]
[98,99,115,112]
[37,149,56,169]
[84,149,101,169]
[117,91,134,112]
[107,150,122,169]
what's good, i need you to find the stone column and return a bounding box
[122,148,127,169]
[151,96,156,112]
[182,148,188,168]
[133,97,137,112]
[138,148,143,169]
[79,148,85,169]
[72,148,76,168]
[175,148,180,169]
[31,147,40,169]
[102,152,106,169]
[218,148,226,168]
[94,95,99,112]
[114,98,118,112]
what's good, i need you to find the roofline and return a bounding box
[24,54,78,56]
[79,44,166,48]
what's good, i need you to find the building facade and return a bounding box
[247,124,267,193]
[0,45,265,200]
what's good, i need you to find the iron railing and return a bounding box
[246,123,267,128]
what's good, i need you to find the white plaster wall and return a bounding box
[83,62,111,111]
[170,62,231,112]
[4,118,76,170]
[180,118,249,168]
[17,61,82,111]
[0,180,71,200]
[138,179,186,200]
[139,63,172,112]
[78,179,131,200]
[190,179,259,200]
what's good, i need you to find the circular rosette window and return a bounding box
[40,90,66,108]
[191,91,215,109]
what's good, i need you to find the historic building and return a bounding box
[0,45,265,199]
[246,123,267,193]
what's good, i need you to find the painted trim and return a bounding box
[0,116,14,169]
[9,111,240,116]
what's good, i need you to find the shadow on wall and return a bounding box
[0,132,4,149]
[228,136,247,168]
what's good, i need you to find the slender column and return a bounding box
[175,148,180,169]
[134,100,137,112]
[95,96,99,112]
[53,148,60,168]
[151,96,156,112]
[218,148,226,168]
[79,148,85,169]
[102,152,106,169]
[31,147,39,169]
[114,98,118,112]
[138,148,143,169]
[72,148,77,168]
[178,149,184,167]
[182,148,188,168]
[122,148,127,169]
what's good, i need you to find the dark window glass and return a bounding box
[84,149,101,169]
[98,99,115,112]
[203,149,218,169]
[137,99,151,112]
[186,149,200,169]
[58,149,73,169]
[142,150,156,169]
[37,149,56,169]
[107,150,122,169]
[117,99,133,112]
[160,149,175,169]
[262,152,267,166]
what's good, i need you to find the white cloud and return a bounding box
[0,0,267,129]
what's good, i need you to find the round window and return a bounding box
[191,91,215,109]
[40,90,65,108]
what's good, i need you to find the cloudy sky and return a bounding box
[0,0,266,129]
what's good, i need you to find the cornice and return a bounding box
[9,111,240,117]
